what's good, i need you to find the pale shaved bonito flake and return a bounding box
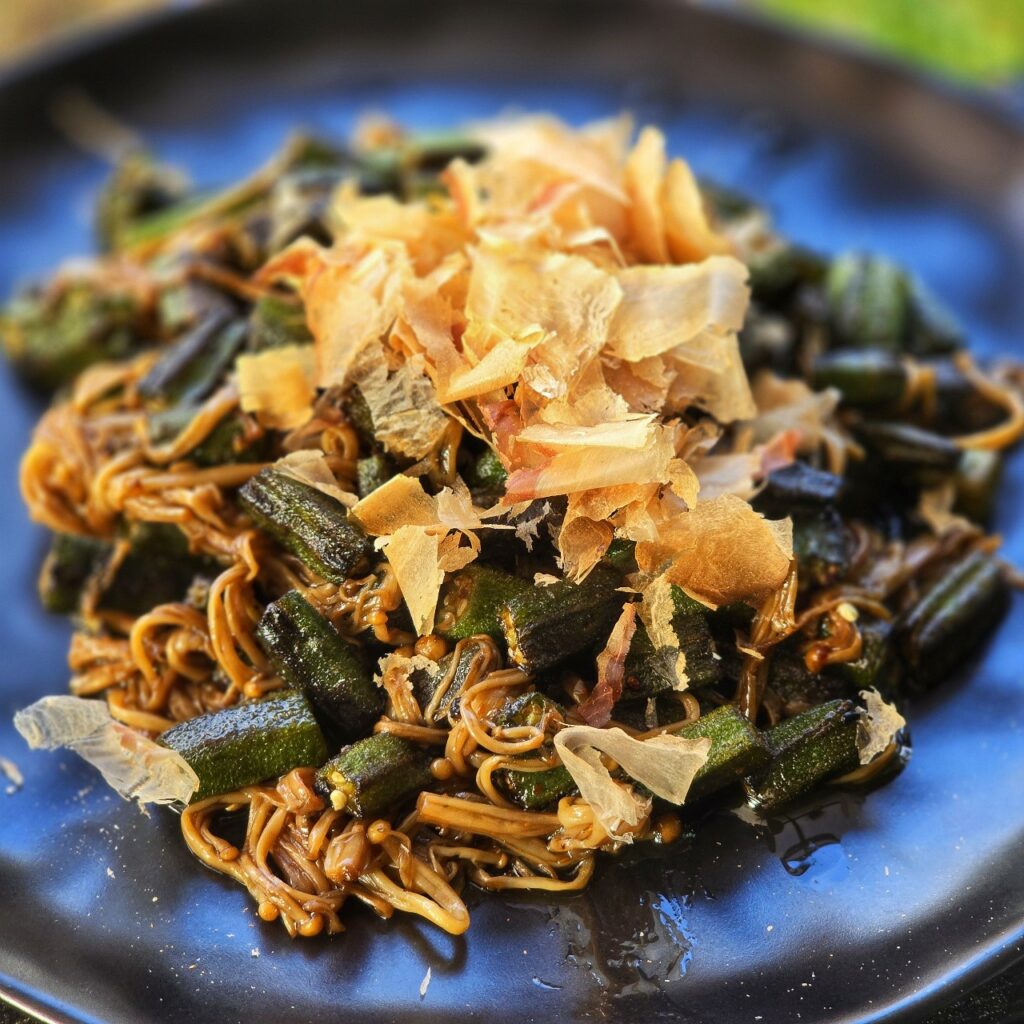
[379,525,444,635]
[607,258,749,362]
[553,725,711,837]
[637,494,792,607]
[857,689,907,765]
[351,474,439,535]
[236,344,316,430]
[15,696,198,806]
[272,450,357,507]
[348,344,449,459]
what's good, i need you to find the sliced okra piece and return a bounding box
[315,733,432,817]
[247,293,313,352]
[256,590,382,742]
[743,699,861,812]
[811,349,908,408]
[38,533,112,615]
[160,690,329,802]
[682,705,771,800]
[356,453,395,498]
[437,564,533,644]
[238,468,373,584]
[826,252,910,352]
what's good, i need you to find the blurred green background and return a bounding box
[3,0,1023,87]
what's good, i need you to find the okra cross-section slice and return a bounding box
[743,699,861,812]
[159,690,329,802]
[680,705,771,800]
[437,564,533,644]
[501,565,624,673]
[238,468,373,584]
[315,733,432,818]
[257,590,382,742]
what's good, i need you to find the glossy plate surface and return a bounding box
[0,3,1022,1022]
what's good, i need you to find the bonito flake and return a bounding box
[266,115,827,615]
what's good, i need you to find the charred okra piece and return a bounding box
[160,690,329,802]
[257,590,382,742]
[826,252,910,352]
[762,462,845,507]
[247,294,313,352]
[38,533,111,614]
[682,705,771,800]
[623,590,721,697]
[315,732,432,817]
[744,699,861,812]
[501,565,624,673]
[356,453,394,498]
[438,564,533,644]
[238,468,373,584]
[138,310,246,407]
[898,550,1009,689]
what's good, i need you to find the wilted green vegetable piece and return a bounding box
[160,690,329,802]
[898,549,1009,689]
[744,699,861,812]
[791,507,852,588]
[256,590,382,742]
[138,311,245,407]
[147,405,270,466]
[315,733,432,817]
[95,151,190,252]
[1,281,144,391]
[954,449,1002,524]
[238,468,373,584]
[500,565,624,673]
[438,563,532,644]
[38,533,111,614]
[247,294,313,352]
[855,421,962,475]
[356,453,394,498]
[812,349,908,407]
[99,522,219,616]
[827,252,910,352]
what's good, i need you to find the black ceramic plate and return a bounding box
[1,3,1023,1022]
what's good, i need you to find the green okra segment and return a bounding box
[95,151,190,252]
[99,522,220,616]
[147,405,270,466]
[743,699,861,812]
[681,705,771,800]
[256,590,382,742]
[497,692,576,810]
[315,733,433,818]
[827,252,910,352]
[500,565,624,673]
[812,350,908,408]
[160,690,329,802]
[437,564,533,644]
[898,549,1009,689]
[791,506,853,589]
[37,533,112,615]
[138,311,246,407]
[622,604,721,699]
[238,468,373,584]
